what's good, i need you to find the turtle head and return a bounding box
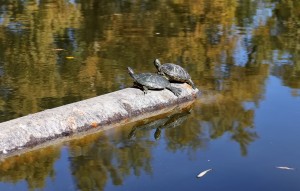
[127,67,135,78]
[154,59,162,70]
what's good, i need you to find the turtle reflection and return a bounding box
[128,110,191,140]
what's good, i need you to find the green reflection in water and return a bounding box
[0,0,299,190]
[67,107,195,191]
[0,147,60,191]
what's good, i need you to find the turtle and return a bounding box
[128,67,181,96]
[154,59,196,89]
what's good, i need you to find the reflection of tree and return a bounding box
[195,62,268,156]
[0,147,60,191]
[268,1,300,91]
[231,125,258,156]
[69,108,199,190]
[0,0,83,121]
[0,0,244,120]
[68,130,154,191]
[0,0,298,121]
[199,101,258,156]
[0,0,270,122]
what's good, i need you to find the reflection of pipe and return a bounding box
[0,83,198,159]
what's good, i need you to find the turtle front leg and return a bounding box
[158,72,169,80]
[157,70,164,75]
[143,86,149,94]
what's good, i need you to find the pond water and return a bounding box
[0,0,299,190]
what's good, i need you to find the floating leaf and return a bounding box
[196,168,212,178]
[276,166,295,170]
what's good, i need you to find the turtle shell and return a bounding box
[160,63,191,82]
[134,73,170,89]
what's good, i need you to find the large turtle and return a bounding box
[128,67,181,96]
[154,59,196,89]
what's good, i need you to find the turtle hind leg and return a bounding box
[143,86,149,94]
[188,79,196,89]
[166,85,182,97]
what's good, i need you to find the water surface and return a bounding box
[0,0,299,190]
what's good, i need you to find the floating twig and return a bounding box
[197,169,212,178]
[53,48,64,51]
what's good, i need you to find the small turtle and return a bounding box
[128,67,181,96]
[154,59,196,89]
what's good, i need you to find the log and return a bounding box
[0,83,198,157]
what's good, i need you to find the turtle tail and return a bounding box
[166,85,182,97]
[188,79,196,89]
